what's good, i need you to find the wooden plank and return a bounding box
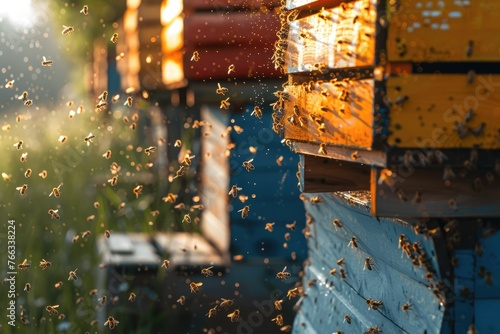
[387,0,500,62]
[285,0,376,73]
[371,166,500,218]
[386,74,500,149]
[297,192,447,334]
[183,45,281,80]
[299,154,370,192]
[283,79,375,149]
[474,299,500,334]
[183,11,279,48]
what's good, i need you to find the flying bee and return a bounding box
[220,298,234,309]
[18,259,31,270]
[24,168,32,178]
[41,56,53,66]
[174,139,182,147]
[88,289,98,296]
[182,153,195,166]
[128,292,136,302]
[182,214,191,223]
[173,165,185,179]
[287,287,299,299]
[104,316,119,329]
[337,258,345,266]
[191,51,200,62]
[251,106,263,119]
[330,268,337,276]
[104,230,111,238]
[48,209,60,219]
[238,205,250,219]
[144,146,157,155]
[5,79,15,88]
[402,301,412,315]
[132,185,143,198]
[80,5,88,15]
[189,281,203,293]
[110,33,118,43]
[54,281,63,288]
[17,184,28,195]
[39,170,48,178]
[108,176,118,186]
[228,185,242,198]
[272,314,284,326]
[318,143,328,155]
[243,158,254,172]
[265,222,275,232]
[103,150,112,159]
[13,140,23,150]
[364,257,373,271]
[124,96,132,107]
[46,305,59,315]
[68,268,78,281]
[227,64,236,74]
[163,193,177,203]
[98,295,107,304]
[177,295,186,305]
[39,259,51,270]
[81,230,91,239]
[58,135,67,143]
[333,219,343,230]
[216,83,228,95]
[98,90,108,101]
[61,25,74,35]
[201,266,214,277]
[49,183,63,197]
[348,236,358,249]
[276,266,291,281]
[24,283,31,292]
[343,314,351,324]
[84,133,95,146]
[227,309,240,322]
[206,306,218,318]
[161,259,170,269]
[220,97,230,109]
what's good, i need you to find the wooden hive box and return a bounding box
[273,0,500,217]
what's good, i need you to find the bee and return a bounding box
[132,185,143,198]
[46,305,59,315]
[402,301,412,315]
[348,236,358,249]
[227,64,236,74]
[66,268,78,281]
[20,152,28,162]
[104,316,119,329]
[80,4,88,15]
[13,140,24,150]
[177,295,186,305]
[280,325,292,332]
[88,289,98,296]
[128,292,136,302]
[18,259,31,270]
[286,287,299,299]
[110,33,118,43]
[124,96,132,107]
[16,184,28,195]
[174,139,182,147]
[96,99,107,110]
[163,193,177,203]
[57,134,68,143]
[366,299,383,310]
[333,219,343,230]
[22,168,32,179]
[274,299,283,311]
[5,79,15,88]
[318,143,328,155]
[189,281,203,293]
[84,133,95,146]
[49,183,63,197]
[182,153,195,166]
[102,150,112,159]
[219,298,234,309]
[238,205,250,219]
[339,268,347,279]
[265,222,275,232]
[191,51,200,62]
[364,257,373,271]
[272,314,284,326]
[337,258,345,266]
[251,106,263,119]
[216,83,228,95]
[98,90,108,101]
[182,214,191,223]
[228,185,242,198]
[24,98,33,106]
[243,158,254,172]
[72,235,80,243]
[108,176,118,186]
[173,165,186,179]
[220,97,230,109]
[48,209,60,219]
[227,309,240,322]
[61,25,74,35]
[38,170,48,178]
[41,56,53,66]
[343,314,351,324]
[98,295,107,304]
[81,230,91,239]
[144,146,157,155]
[330,268,337,276]
[310,196,322,204]
[54,281,63,288]
[161,259,170,269]
[276,266,291,281]
[39,259,52,270]
[204,305,218,318]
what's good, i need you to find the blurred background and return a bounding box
[0,0,308,333]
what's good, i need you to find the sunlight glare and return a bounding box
[0,0,37,27]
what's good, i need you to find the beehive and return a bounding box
[274,0,500,217]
